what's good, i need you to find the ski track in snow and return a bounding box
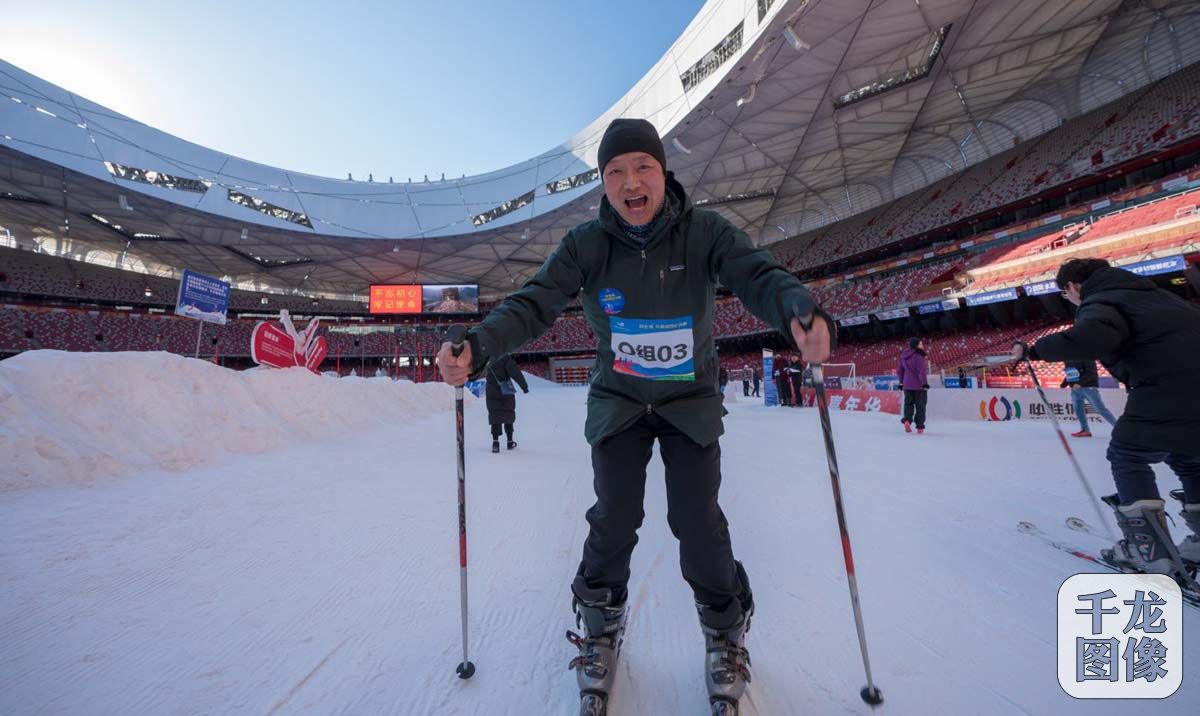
[2,372,1198,714]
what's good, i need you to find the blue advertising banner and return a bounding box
[917,297,962,315]
[1023,280,1060,296]
[1124,255,1185,277]
[762,349,778,407]
[964,287,1018,307]
[873,375,899,391]
[175,269,230,325]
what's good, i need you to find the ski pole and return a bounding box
[809,363,883,706]
[1022,357,1117,542]
[446,324,476,680]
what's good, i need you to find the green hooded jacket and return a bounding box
[468,174,820,446]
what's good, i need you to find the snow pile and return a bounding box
[0,350,457,490]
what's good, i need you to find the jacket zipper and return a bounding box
[659,268,665,298]
[646,403,652,415]
[640,249,646,278]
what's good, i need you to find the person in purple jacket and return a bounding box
[897,337,930,434]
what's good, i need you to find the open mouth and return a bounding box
[624,195,649,211]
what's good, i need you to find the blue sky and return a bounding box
[4,0,701,180]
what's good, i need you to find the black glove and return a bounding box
[922,384,930,390]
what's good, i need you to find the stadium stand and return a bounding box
[772,61,1200,272]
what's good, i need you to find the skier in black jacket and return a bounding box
[439,118,833,712]
[485,354,529,452]
[1013,258,1200,576]
[1058,359,1117,437]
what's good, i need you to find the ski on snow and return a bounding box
[1017,520,1200,609]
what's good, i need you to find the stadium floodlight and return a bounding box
[783,25,810,51]
[672,137,692,155]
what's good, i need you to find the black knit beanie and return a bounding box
[908,337,920,349]
[598,118,666,174]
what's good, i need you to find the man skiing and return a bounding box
[437,118,832,715]
[897,337,929,434]
[1012,258,1200,577]
[1059,358,1117,437]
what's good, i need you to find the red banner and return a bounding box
[798,388,902,415]
[250,315,325,374]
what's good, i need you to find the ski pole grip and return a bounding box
[447,324,468,358]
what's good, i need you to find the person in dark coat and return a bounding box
[1013,258,1200,574]
[438,118,835,704]
[751,367,760,397]
[485,354,529,452]
[897,337,929,433]
[775,358,792,406]
[957,367,967,388]
[1059,359,1117,437]
[788,357,805,407]
[742,370,750,397]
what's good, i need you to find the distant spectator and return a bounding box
[897,338,929,434]
[1060,359,1117,437]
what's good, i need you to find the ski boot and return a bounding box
[491,439,500,453]
[698,563,755,716]
[507,440,517,451]
[566,576,627,716]
[1169,489,1200,565]
[698,599,752,716]
[1101,494,1176,576]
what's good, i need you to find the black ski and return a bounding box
[1018,521,1200,608]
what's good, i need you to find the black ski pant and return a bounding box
[490,423,513,441]
[902,389,927,429]
[1107,439,1200,504]
[577,411,746,610]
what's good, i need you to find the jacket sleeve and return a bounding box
[707,214,820,348]
[896,356,906,383]
[468,233,585,373]
[1031,302,1129,363]
[509,357,530,393]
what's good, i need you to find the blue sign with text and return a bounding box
[175,269,230,325]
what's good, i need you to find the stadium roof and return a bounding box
[2,0,1199,300]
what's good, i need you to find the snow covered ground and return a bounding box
[1,353,1196,715]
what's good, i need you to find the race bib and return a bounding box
[610,316,695,381]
